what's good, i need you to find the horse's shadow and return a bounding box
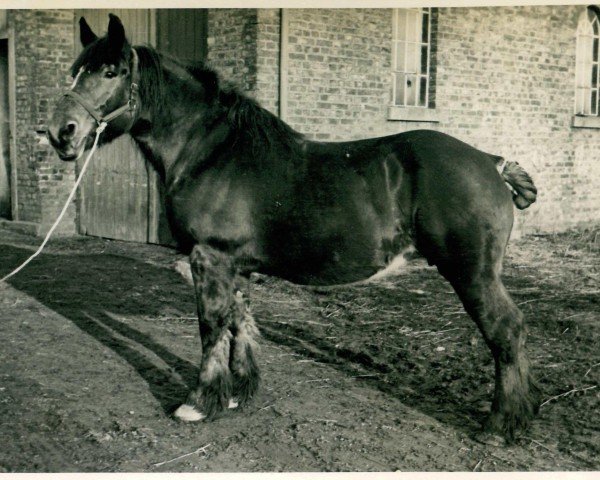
[256,296,492,435]
[2,245,198,414]
[1,243,535,436]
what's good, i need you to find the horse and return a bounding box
[48,14,540,442]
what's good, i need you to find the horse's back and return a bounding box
[304,129,503,178]
[302,129,513,227]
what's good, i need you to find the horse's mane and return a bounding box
[219,85,304,153]
[135,45,304,154]
[132,46,169,126]
[185,60,305,154]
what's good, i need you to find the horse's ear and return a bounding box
[79,17,98,46]
[107,13,126,50]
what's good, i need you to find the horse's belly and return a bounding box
[265,259,380,286]
[262,217,416,286]
[265,243,417,286]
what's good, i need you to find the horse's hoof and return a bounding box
[228,397,239,409]
[173,404,206,422]
[474,430,506,447]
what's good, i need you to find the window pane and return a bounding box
[406,11,418,40]
[592,90,598,115]
[421,11,429,43]
[396,9,407,40]
[419,76,428,106]
[592,64,598,88]
[395,41,406,72]
[406,43,418,73]
[576,88,586,114]
[394,74,406,105]
[585,87,592,114]
[581,34,594,69]
[420,45,429,74]
[594,38,599,61]
[406,74,417,106]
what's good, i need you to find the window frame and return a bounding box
[392,7,431,108]
[388,7,438,123]
[575,6,600,116]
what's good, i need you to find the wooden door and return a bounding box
[75,9,155,242]
[156,9,207,62]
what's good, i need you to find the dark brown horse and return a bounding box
[48,14,540,442]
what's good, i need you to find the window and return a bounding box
[575,6,600,116]
[392,8,432,108]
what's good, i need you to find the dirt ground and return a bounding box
[0,224,598,472]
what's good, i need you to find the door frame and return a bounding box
[8,25,18,221]
[146,10,162,244]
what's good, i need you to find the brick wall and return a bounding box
[10,10,76,235]
[206,8,280,116]
[285,9,395,141]
[206,9,258,94]
[254,9,280,115]
[276,6,600,234]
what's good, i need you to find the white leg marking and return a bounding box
[368,245,416,281]
[228,398,239,409]
[174,258,193,285]
[173,404,206,422]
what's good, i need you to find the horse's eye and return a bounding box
[104,71,117,79]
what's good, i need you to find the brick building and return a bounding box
[1,6,599,241]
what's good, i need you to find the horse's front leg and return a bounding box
[173,244,238,422]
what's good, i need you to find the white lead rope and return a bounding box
[1,122,107,284]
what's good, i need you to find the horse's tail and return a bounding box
[489,154,537,210]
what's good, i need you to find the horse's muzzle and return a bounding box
[47,127,85,161]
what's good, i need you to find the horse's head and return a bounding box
[48,14,139,161]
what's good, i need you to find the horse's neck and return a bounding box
[131,60,215,185]
[131,119,183,179]
[131,55,302,188]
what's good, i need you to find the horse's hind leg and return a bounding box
[173,244,236,422]
[419,214,540,442]
[454,269,540,442]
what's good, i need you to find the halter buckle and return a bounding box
[128,82,139,111]
[128,97,137,112]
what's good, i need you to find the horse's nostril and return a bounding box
[59,121,78,140]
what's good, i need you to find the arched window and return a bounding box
[575,6,600,115]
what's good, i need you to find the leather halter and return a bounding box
[62,47,140,127]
